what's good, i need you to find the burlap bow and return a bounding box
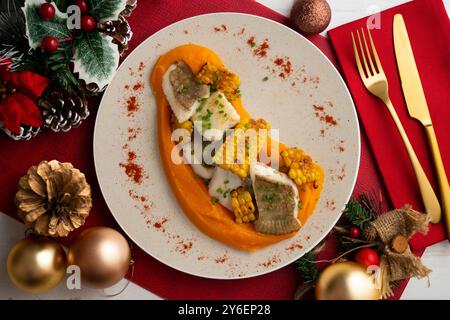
[363,205,431,297]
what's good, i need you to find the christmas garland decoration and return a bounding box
[295,193,431,299]
[0,0,136,140]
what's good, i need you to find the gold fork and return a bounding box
[351,27,441,222]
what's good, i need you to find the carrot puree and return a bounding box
[151,44,324,251]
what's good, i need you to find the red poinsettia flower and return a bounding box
[0,58,50,135]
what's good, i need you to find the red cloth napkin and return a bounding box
[329,0,450,250]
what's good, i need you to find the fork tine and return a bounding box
[356,29,371,76]
[360,28,376,74]
[366,26,383,73]
[351,32,365,79]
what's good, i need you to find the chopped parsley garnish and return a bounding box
[262,194,275,202]
[215,186,231,199]
[176,84,189,94]
[200,109,213,121]
[216,187,224,194]
[224,179,230,184]
[262,76,269,82]
[211,196,219,205]
[298,201,303,209]
[219,110,224,114]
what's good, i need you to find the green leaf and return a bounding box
[73,30,119,89]
[22,0,70,49]
[88,0,127,22]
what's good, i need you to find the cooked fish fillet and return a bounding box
[250,163,301,235]
[208,167,243,210]
[192,91,240,142]
[162,61,210,122]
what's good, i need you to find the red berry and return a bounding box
[349,227,361,238]
[81,15,96,32]
[41,36,59,53]
[39,3,56,20]
[355,248,380,269]
[75,0,89,14]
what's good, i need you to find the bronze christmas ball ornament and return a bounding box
[316,262,381,300]
[67,227,131,289]
[291,0,332,35]
[7,237,67,293]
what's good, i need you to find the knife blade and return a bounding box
[393,14,431,126]
[394,13,450,230]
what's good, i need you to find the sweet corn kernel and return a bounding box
[230,187,257,224]
[280,147,320,188]
[214,118,270,178]
[196,63,241,101]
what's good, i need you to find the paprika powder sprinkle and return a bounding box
[254,39,269,58]
[132,81,144,91]
[313,104,338,126]
[120,150,144,184]
[126,96,139,116]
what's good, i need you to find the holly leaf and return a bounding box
[88,0,127,22]
[73,30,119,89]
[22,0,70,49]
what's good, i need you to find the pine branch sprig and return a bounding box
[343,200,374,230]
[295,251,320,283]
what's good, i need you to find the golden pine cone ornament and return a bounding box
[15,160,92,237]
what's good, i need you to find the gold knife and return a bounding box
[393,14,449,229]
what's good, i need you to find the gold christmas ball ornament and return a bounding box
[67,227,131,289]
[316,262,380,300]
[291,0,332,35]
[7,237,67,293]
[15,160,92,237]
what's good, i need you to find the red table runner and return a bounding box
[0,0,443,299]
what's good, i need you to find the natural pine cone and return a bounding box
[15,160,92,237]
[1,124,41,141]
[98,16,133,55]
[38,87,89,132]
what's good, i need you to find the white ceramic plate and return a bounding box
[94,13,360,279]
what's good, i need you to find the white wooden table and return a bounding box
[1,0,449,300]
